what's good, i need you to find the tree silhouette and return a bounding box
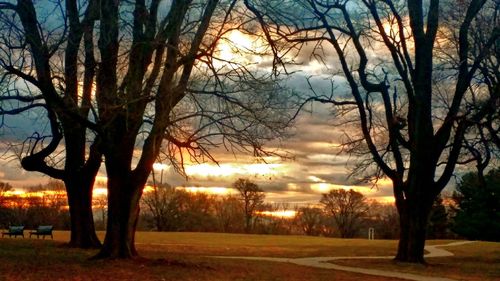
[246,0,499,262]
[320,189,368,238]
[0,0,103,248]
[233,178,265,233]
[1,0,294,258]
[296,206,324,236]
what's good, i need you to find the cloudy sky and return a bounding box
[0,74,395,205]
[0,7,396,205]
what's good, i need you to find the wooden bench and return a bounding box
[29,225,54,239]
[2,226,25,238]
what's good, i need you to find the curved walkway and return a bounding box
[213,241,475,281]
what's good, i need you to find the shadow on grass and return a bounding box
[0,238,403,281]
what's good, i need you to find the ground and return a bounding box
[0,231,498,281]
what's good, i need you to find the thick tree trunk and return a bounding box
[66,179,101,248]
[395,203,432,263]
[394,175,434,263]
[94,175,142,259]
[63,122,102,248]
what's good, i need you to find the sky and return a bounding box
[0,88,395,205]
[0,3,449,206]
[0,31,398,205]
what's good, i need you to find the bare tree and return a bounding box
[295,206,323,236]
[213,195,245,233]
[1,0,294,258]
[141,183,178,232]
[246,0,499,262]
[0,0,102,248]
[320,189,368,238]
[93,195,108,231]
[365,201,400,239]
[233,178,265,233]
[436,0,500,180]
[0,181,12,207]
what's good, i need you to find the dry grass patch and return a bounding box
[133,232,400,258]
[332,241,500,281]
[0,238,402,281]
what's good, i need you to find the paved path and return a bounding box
[212,241,475,281]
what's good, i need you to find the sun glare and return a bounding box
[185,163,283,179]
[93,187,108,197]
[376,196,396,203]
[153,163,169,171]
[4,190,26,197]
[215,30,264,66]
[178,186,232,196]
[307,175,325,183]
[257,210,297,219]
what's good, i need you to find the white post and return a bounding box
[368,227,375,240]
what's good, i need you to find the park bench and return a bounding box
[29,225,54,239]
[1,226,25,238]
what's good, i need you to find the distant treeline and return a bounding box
[0,178,464,240]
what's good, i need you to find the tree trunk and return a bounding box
[394,180,434,263]
[66,179,101,248]
[94,176,142,259]
[245,214,252,233]
[395,206,432,263]
[63,122,102,248]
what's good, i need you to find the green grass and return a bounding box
[1,232,498,281]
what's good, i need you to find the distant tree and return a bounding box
[176,191,217,232]
[296,206,323,236]
[0,181,13,227]
[93,195,108,231]
[0,181,12,207]
[452,169,500,241]
[256,203,294,235]
[365,201,400,239]
[320,189,368,238]
[213,195,245,233]
[427,196,449,239]
[141,184,187,232]
[141,183,176,232]
[141,187,218,232]
[1,182,69,229]
[233,178,265,233]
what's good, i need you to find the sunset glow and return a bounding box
[178,186,232,196]
[185,163,284,178]
[257,210,297,219]
[3,189,65,198]
[93,187,108,197]
[153,163,169,171]
[215,29,265,66]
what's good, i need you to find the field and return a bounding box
[0,231,498,281]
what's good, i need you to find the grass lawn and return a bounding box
[0,231,497,281]
[332,241,500,281]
